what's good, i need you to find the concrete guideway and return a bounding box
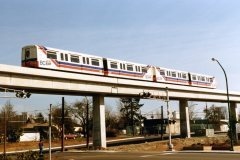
[0,64,240,149]
[1,64,240,102]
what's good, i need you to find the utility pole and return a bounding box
[4,110,6,160]
[49,104,52,160]
[161,105,164,140]
[131,103,135,136]
[206,103,209,129]
[61,97,65,152]
[86,98,89,149]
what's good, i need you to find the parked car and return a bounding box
[64,134,77,140]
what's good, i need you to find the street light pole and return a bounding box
[212,58,234,151]
[4,109,6,160]
[49,104,52,160]
[61,97,65,152]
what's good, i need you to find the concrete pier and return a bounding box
[92,95,106,149]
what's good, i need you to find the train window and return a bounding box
[127,64,133,71]
[123,64,126,70]
[192,75,196,80]
[182,73,187,79]
[142,67,147,73]
[60,53,64,61]
[201,76,206,81]
[120,63,123,69]
[178,73,182,78]
[70,55,80,63]
[86,58,90,64]
[160,70,165,75]
[83,57,86,64]
[65,54,68,61]
[47,51,57,59]
[210,78,213,82]
[135,66,140,72]
[171,71,176,77]
[110,62,118,69]
[167,71,171,76]
[138,66,140,72]
[91,59,100,66]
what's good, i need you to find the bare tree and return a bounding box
[0,100,17,133]
[204,104,225,124]
[51,102,76,136]
[68,97,92,137]
[0,100,16,118]
[105,105,119,130]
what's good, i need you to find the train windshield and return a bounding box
[22,47,37,60]
[22,46,38,67]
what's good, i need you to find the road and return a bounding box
[49,151,240,160]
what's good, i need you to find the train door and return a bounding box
[82,56,90,73]
[103,58,108,75]
[188,73,192,85]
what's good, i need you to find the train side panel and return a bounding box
[189,73,216,88]
[22,45,217,88]
[155,67,190,85]
[22,45,104,75]
[104,58,153,81]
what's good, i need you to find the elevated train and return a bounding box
[21,45,216,88]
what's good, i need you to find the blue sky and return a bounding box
[0,0,240,116]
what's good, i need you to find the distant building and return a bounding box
[143,111,180,135]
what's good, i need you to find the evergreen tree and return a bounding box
[119,98,144,136]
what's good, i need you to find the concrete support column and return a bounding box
[179,99,191,138]
[230,102,238,142]
[92,95,106,149]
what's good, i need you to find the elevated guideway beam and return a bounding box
[1,64,240,102]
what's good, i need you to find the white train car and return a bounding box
[155,67,190,85]
[22,45,105,75]
[104,58,154,81]
[189,72,216,88]
[21,45,216,89]
[155,66,216,88]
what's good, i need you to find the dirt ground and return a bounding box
[0,138,87,152]
[0,135,230,152]
[106,135,229,151]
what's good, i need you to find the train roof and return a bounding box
[23,45,103,59]
[158,66,214,77]
[105,57,150,66]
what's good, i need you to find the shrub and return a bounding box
[16,151,40,160]
[0,154,13,160]
[106,129,117,137]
